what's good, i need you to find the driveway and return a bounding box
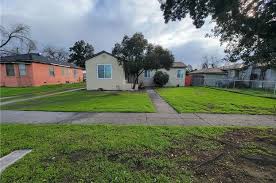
[1,110,275,127]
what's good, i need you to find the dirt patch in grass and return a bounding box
[184,128,276,183]
[4,126,274,182]
[101,129,276,182]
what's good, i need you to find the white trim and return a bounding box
[144,70,151,78]
[177,69,184,79]
[19,63,27,76]
[96,64,112,79]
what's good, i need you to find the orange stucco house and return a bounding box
[0,53,84,87]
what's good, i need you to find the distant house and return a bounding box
[189,68,226,86]
[222,63,276,81]
[138,62,186,87]
[189,63,276,88]
[0,53,84,87]
[85,51,187,90]
[222,63,276,88]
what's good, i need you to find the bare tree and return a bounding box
[186,64,193,73]
[42,46,69,62]
[201,55,221,69]
[0,24,36,55]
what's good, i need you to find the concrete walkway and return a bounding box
[0,88,85,106]
[0,149,32,173]
[147,89,177,113]
[1,110,275,127]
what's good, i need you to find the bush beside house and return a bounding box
[153,71,169,87]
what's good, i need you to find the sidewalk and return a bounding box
[146,89,177,113]
[0,88,85,106]
[1,110,275,127]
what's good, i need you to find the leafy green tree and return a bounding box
[112,32,174,89]
[68,40,94,68]
[153,71,169,87]
[160,0,276,66]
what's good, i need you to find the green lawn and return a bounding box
[1,125,275,182]
[1,90,155,113]
[157,87,276,114]
[0,82,85,98]
[212,87,276,99]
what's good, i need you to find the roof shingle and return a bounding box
[190,68,226,75]
[0,53,82,69]
[172,62,186,68]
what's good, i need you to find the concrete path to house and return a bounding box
[147,89,177,113]
[0,88,85,106]
[1,110,275,127]
[0,149,32,173]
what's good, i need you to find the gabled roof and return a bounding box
[0,53,82,69]
[190,68,226,75]
[89,51,187,68]
[89,50,118,59]
[172,62,186,68]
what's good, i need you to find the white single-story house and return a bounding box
[138,62,186,87]
[85,51,187,90]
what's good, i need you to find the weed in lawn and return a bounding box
[2,91,155,112]
[1,125,275,182]
[157,87,276,114]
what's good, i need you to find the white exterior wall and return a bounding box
[267,68,276,80]
[85,53,132,90]
[203,74,225,86]
[138,68,186,87]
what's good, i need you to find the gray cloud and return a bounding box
[1,0,225,67]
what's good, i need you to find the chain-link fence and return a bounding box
[191,78,276,98]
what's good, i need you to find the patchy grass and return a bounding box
[156,87,276,114]
[1,125,275,182]
[1,91,155,113]
[211,87,276,99]
[0,82,85,98]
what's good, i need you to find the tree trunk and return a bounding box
[132,75,139,89]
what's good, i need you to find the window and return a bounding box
[97,64,112,79]
[61,67,65,76]
[74,69,77,78]
[260,70,266,80]
[49,66,55,76]
[6,64,15,76]
[177,69,184,79]
[19,64,26,76]
[65,68,69,76]
[144,70,150,78]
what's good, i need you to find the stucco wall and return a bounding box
[267,68,276,81]
[31,63,83,86]
[0,63,33,87]
[203,74,226,86]
[0,63,83,87]
[138,68,186,87]
[85,53,131,90]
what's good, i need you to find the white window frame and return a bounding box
[97,64,112,79]
[49,65,55,77]
[144,70,150,78]
[177,69,184,79]
[19,64,27,76]
[73,69,77,78]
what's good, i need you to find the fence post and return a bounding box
[274,82,276,95]
[233,80,236,89]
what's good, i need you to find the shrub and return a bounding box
[153,71,169,87]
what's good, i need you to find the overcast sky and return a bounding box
[1,0,226,68]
